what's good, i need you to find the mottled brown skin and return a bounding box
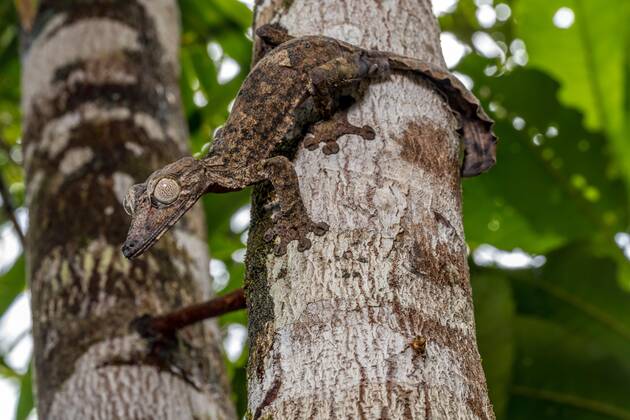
[122,25,496,259]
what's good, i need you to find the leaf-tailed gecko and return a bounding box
[121,24,496,259]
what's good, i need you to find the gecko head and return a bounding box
[121,156,207,259]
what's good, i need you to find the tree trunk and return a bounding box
[246,0,494,418]
[21,1,235,418]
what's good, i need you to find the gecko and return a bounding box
[121,24,496,259]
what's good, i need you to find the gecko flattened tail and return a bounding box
[382,54,497,177]
[460,119,497,177]
[253,24,497,177]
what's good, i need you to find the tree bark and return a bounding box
[21,1,235,418]
[246,0,494,418]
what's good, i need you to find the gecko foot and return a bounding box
[304,111,376,155]
[263,210,328,256]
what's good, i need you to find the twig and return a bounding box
[0,172,25,247]
[5,328,31,355]
[132,288,246,339]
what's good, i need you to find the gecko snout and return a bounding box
[122,240,138,258]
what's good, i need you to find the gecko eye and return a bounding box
[153,178,181,205]
[123,187,136,216]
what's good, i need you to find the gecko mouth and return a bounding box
[122,225,167,259]
[121,201,192,259]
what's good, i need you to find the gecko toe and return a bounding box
[263,228,276,242]
[304,133,319,150]
[297,236,312,252]
[361,125,376,140]
[322,141,340,155]
[264,212,328,254]
[313,222,329,236]
[273,241,288,256]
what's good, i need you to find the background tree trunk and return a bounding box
[21,1,235,418]
[246,0,494,418]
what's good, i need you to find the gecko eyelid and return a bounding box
[123,188,136,216]
[153,178,181,205]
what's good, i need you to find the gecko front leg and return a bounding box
[304,110,376,155]
[122,155,327,258]
[240,156,328,256]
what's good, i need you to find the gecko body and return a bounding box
[122,25,496,258]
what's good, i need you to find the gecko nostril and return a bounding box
[122,241,137,258]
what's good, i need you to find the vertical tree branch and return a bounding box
[246,0,494,418]
[21,0,235,418]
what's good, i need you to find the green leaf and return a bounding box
[508,317,630,420]
[508,243,630,366]
[473,242,630,418]
[189,45,219,99]
[471,270,515,420]
[15,363,33,420]
[0,256,25,318]
[0,357,19,379]
[459,57,627,252]
[463,178,566,253]
[513,0,630,192]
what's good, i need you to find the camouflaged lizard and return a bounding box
[121,24,496,259]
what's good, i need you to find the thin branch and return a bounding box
[4,328,32,355]
[132,288,246,339]
[0,172,25,247]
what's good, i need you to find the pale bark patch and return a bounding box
[113,172,135,205]
[134,112,167,142]
[173,228,212,298]
[137,0,181,69]
[22,19,140,113]
[59,147,94,175]
[37,105,166,164]
[47,336,231,420]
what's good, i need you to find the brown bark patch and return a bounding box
[395,120,458,183]
[404,216,468,290]
[385,225,489,418]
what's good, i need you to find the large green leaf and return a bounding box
[473,239,630,420]
[0,256,25,319]
[460,56,627,252]
[15,363,33,420]
[473,242,630,418]
[471,270,515,419]
[508,317,630,420]
[508,244,630,365]
[513,0,630,192]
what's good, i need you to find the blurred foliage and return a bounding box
[0,0,628,419]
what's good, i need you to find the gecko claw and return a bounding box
[322,142,340,155]
[313,222,329,236]
[304,112,377,155]
[263,218,328,255]
[263,229,275,242]
[297,237,312,252]
[304,133,319,151]
[273,241,288,256]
